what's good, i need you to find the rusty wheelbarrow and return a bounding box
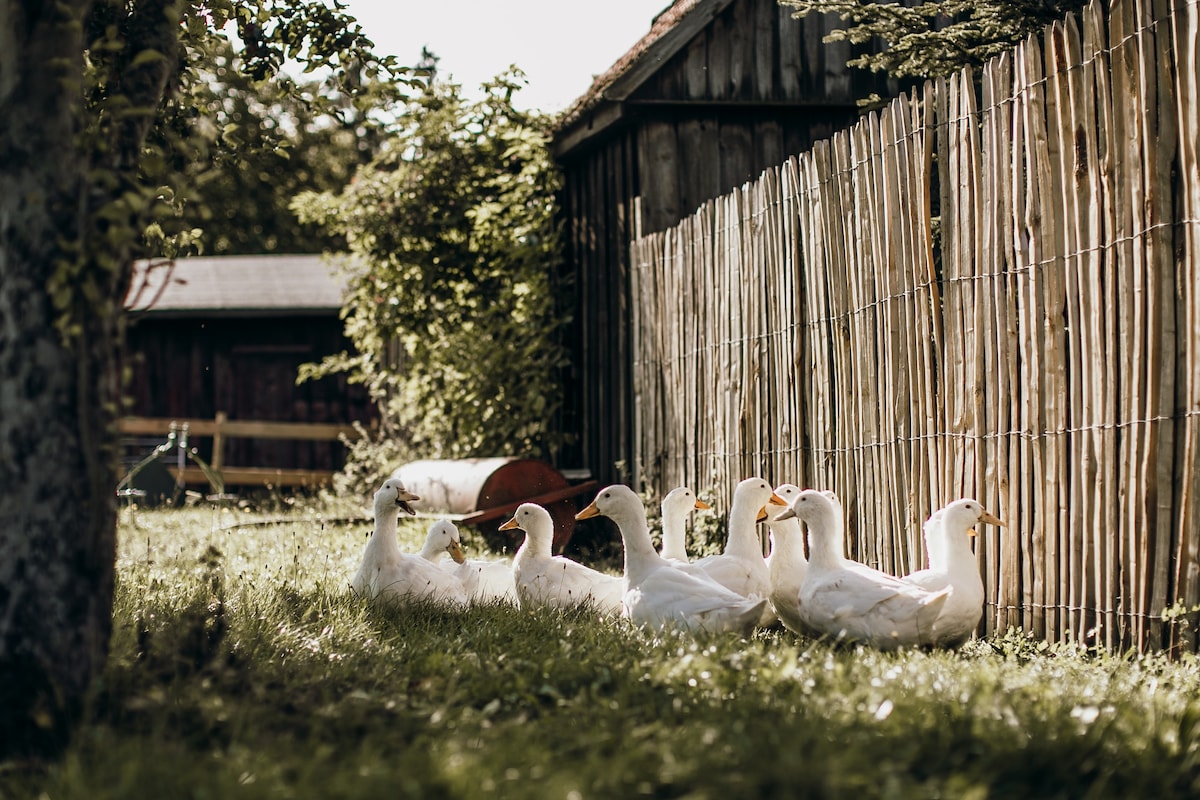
[392,457,598,553]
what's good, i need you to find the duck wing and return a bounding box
[691,553,769,597]
[902,567,984,648]
[515,555,623,615]
[373,555,469,608]
[801,565,949,648]
[628,562,764,635]
[453,558,518,604]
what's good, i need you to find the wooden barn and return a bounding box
[550,0,899,486]
[121,254,374,488]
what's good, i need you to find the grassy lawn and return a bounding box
[4,498,1200,799]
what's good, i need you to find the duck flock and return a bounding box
[351,476,1004,650]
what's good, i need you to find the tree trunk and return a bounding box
[0,0,119,758]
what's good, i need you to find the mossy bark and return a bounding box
[0,0,179,759]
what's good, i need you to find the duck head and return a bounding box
[766,483,803,523]
[426,519,466,564]
[376,478,421,516]
[775,488,838,524]
[941,498,1005,535]
[576,484,643,522]
[662,486,711,516]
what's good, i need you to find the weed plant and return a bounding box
[4,502,1200,798]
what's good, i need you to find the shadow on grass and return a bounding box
[6,541,1200,799]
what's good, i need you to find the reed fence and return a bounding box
[628,0,1200,651]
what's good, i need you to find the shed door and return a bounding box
[224,345,311,470]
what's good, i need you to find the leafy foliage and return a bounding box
[0,0,410,760]
[780,0,1089,82]
[141,2,414,258]
[294,65,569,472]
[61,0,405,331]
[146,39,390,255]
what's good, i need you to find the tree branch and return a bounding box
[104,0,185,171]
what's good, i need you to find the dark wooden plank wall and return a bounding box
[558,131,640,484]
[637,0,862,103]
[123,316,374,472]
[554,0,900,485]
[634,110,858,233]
[630,0,896,233]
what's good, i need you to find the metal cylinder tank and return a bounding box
[392,457,593,553]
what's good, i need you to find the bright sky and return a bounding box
[342,0,673,113]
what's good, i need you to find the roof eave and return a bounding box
[550,101,631,161]
[550,0,738,160]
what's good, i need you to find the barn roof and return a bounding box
[125,254,350,318]
[552,0,737,156]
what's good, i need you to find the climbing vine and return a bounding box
[39,0,407,345]
[0,0,413,760]
[781,0,1089,83]
[294,65,570,474]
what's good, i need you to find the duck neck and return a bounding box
[805,506,845,569]
[614,506,661,580]
[367,503,401,559]
[418,537,444,562]
[767,519,805,576]
[916,523,940,570]
[516,525,554,561]
[725,495,766,559]
[660,511,688,561]
[939,525,977,571]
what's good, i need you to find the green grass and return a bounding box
[4,501,1200,798]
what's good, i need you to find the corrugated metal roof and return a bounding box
[125,254,352,316]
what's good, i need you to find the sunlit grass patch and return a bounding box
[5,504,1200,799]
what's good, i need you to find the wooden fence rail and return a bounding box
[118,413,362,488]
[628,0,1200,651]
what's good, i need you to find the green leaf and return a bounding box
[128,49,167,68]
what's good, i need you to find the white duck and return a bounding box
[425,521,519,605]
[449,554,519,605]
[659,486,710,563]
[776,489,949,649]
[902,498,1004,648]
[576,484,765,636]
[501,503,624,615]
[764,483,810,636]
[351,480,470,608]
[689,477,785,626]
